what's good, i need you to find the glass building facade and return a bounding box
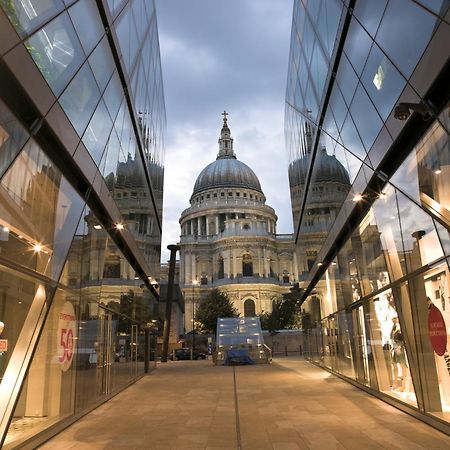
[0,0,165,448]
[286,0,450,433]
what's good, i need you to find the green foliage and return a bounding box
[259,292,302,332]
[195,289,238,334]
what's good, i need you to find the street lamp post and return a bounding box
[192,279,198,359]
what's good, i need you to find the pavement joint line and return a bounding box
[232,366,242,450]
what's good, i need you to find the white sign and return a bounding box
[57,302,77,372]
[0,339,7,352]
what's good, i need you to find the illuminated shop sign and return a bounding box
[57,302,77,372]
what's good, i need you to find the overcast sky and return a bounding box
[155,0,294,262]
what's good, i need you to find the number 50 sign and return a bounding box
[57,302,77,371]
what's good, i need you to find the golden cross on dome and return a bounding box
[222,110,228,123]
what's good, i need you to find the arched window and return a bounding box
[242,253,253,277]
[218,257,224,279]
[244,299,256,317]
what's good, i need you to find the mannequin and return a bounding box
[390,316,409,391]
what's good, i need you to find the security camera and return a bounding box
[394,101,435,121]
[394,103,411,121]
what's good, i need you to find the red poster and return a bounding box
[428,305,447,356]
[0,339,7,352]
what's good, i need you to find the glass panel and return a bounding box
[0,100,29,177]
[336,310,355,378]
[344,18,373,76]
[88,37,115,93]
[59,63,101,136]
[68,0,104,55]
[408,261,450,421]
[103,72,123,121]
[397,190,444,271]
[316,0,342,59]
[358,208,392,296]
[0,139,85,280]
[0,266,49,388]
[340,113,367,161]
[335,54,358,106]
[353,0,387,37]
[375,0,440,78]
[390,119,450,224]
[360,43,406,121]
[26,12,85,95]
[328,85,348,132]
[115,4,131,72]
[415,0,450,16]
[371,183,408,281]
[349,84,383,152]
[82,100,113,165]
[0,0,64,37]
[310,42,328,101]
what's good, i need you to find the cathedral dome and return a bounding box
[289,147,350,187]
[193,158,263,195]
[191,112,263,197]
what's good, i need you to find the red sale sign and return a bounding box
[428,305,447,356]
[57,302,77,371]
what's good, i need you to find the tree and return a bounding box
[259,291,301,332]
[195,289,238,334]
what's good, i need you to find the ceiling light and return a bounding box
[115,223,124,230]
[93,224,102,230]
[352,194,363,202]
[3,226,9,232]
[33,243,42,253]
[434,169,442,174]
[317,262,323,267]
[378,192,387,200]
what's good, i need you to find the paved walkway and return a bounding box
[39,358,450,450]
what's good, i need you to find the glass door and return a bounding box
[352,306,370,386]
[97,309,113,396]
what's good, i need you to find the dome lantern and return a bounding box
[191,113,264,199]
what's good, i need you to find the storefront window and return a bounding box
[4,287,77,448]
[409,261,450,420]
[368,290,417,406]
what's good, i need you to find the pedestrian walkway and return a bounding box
[39,358,450,450]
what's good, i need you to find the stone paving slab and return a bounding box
[38,358,450,450]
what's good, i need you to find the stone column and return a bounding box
[191,253,197,281]
[197,217,201,236]
[233,248,238,278]
[257,247,262,276]
[190,219,194,235]
[206,216,210,236]
[185,252,191,283]
[293,251,299,282]
[225,249,231,278]
[215,216,219,235]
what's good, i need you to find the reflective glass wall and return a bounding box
[0,0,164,447]
[286,0,450,432]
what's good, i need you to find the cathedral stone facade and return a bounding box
[179,113,297,330]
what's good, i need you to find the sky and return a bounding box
[155,0,294,262]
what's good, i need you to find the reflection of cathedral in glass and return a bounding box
[105,152,163,275]
[289,122,351,276]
